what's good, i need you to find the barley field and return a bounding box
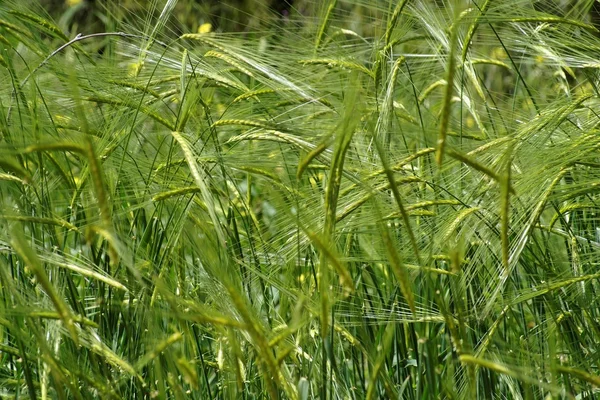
[2,0,600,398]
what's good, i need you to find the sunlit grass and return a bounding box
[2,0,600,398]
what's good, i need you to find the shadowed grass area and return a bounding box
[2,0,600,398]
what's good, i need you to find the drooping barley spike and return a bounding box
[384,0,409,47]
[10,224,79,344]
[436,20,459,166]
[461,0,492,62]
[314,0,338,52]
[380,220,415,314]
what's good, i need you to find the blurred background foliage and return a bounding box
[39,0,312,34]
[36,0,414,39]
[37,0,600,35]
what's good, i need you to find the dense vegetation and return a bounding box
[2,0,600,398]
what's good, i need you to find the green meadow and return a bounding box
[2,0,600,398]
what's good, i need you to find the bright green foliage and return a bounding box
[2,0,600,398]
